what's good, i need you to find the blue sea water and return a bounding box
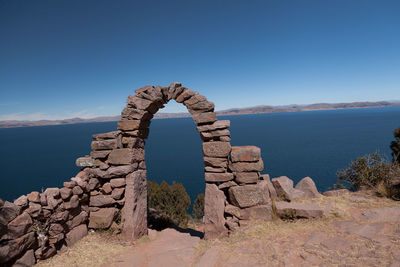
[0,106,399,205]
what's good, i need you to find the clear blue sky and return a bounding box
[0,0,399,120]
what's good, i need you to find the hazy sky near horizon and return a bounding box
[1,0,399,120]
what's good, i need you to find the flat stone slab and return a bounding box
[275,202,324,219]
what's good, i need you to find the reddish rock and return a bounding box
[27,192,40,203]
[67,211,88,230]
[0,201,21,223]
[200,129,230,140]
[92,131,120,140]
[204,157,228,168]
[90,150,111,160]
[260,174,277,199]
[35,245,57,260]
[108,148,144,165]
[122,137,145,149]
[91,139,117,150]
[63,181,76,189]
[75,156,95,167]
[48,223,64,237]
[72,186,83,196]
[219,136,231,142]
[295,177,322,198]
[230,146,261,162]
[13,249,35,267]
[126,95,154,110]
[175,88,196,103]
[7,212,32,239]
[44,188,60,198]
[39,193,47,206]
[235,172,259,184]
[229,160,264,172]
[101,183,112,194]
[229,185,269,208]
[13,195,28,208]
[244,205,273,221]
[65,224,88,247]
[204,166,226,173]
[90,194,115,207]
[106,164,136,178]
[124,128,150,139]
[184,93,207,106]
[275,202,324,219]
[192,112,217,124]
[202,142,231,158]
[122,170,148,240]
[121,106,152,120]
[188,100,214,113]
[89,208,118,229]
[271,176,294,201]
[110,178,126,188]
[204,183,227,239]
[49,210,69,223]
[218,181,238,189]
[205,172,234,182]
[112,188,125,200]
[64,195,79,210]
[88,178,100,191]
[224,204,244,219]
[25,202,41,218]
[60,187,72,200]
[197,120,230,132]
[0,232,35,264]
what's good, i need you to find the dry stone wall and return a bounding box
[0,82,326,266]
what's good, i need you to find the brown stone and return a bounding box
[202,142,231,158]
[111,188,125,200]
[64,195,79,210]
[25,202,41,217]
[175,89,196,103]
[124,128,150,138]
[197,120,230,132]
[229,184,269,208]
[60,187,72,200]
[271,176,294,201]
[65,224,88,247]
[90,194,115,207]
[117,119,141,131]
[110,178,126,188]
[122,170,148,240]
[67,211,88,230]
[192,112,217,124]
[188,100,215,112]
[219,136,231,142]
[275,202,324,219]
[108,148,144,165]
[127,95,154,110]
[121,106,152,120]
[230,146,261,162]
[295,177,322,198]
[48,223,64,237]
[27,192,40,203]
[75,156,95,167]
[13,249,35,267]
[200,129,230,140]
[204,166,226,173]
[260,174,277,199]
[122,137,145,148]
[235,172,259,184]
[63,181,76,188]
[244,205,273,221]
[224,204,245,219]
[92,131,120,140]
[0,232,35,264]
[203,157,228,168]
[91,139,117,150]
[72,186,83,195]
[218,181,237,190]
[205,172,234,182]
[90,150,111,159]
[13,195,28,208]
[184,94,207,106]
[88,178,100,191]
[106,164,136,178]
[102,183,112,194]
[88,208,118,229]
[7,212,32,239]
[40,193,47,206]
[229,159,264,172]
[49,210,69,223]
[204,183,227,239]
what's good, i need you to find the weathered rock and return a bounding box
[124,128,149,139]
[106,164,136,178]
[27,192,40,203]
[229,159,264,172]
[275,202,324,219]
[202,142,231,158]
[25,202,41,218]
[122,137,145,149]
[204,183,227,239]
[235,172,259,184]
[204,166,226,173]
[0,232,35,264]
[7,212,32,239]
[101,183,112,194]
[93,131,120,140]
[218,181,238,190]
[59,187,72,200]
[13,196,28,208]
[108,148,144,165]
[127,95,154,110]
[63,181,76,188]
[13,249,35,267]
[121,106,152,120]
[219,136,231,142]
[271,176,294,201]
[192,112,217,124]
[44,188,60,198]
[323,189,350,197]
[117,119,142,131]
[295,177,322,198]
[203,157,228,168]
[200,129,230,140]
[90,150,111,159]
[260,174,277,199]
[111,188,125,200]
[88,178,100,191]
[65,224,87,247]
[64,195,79,210]
[49,210,69,223]
[35,245,57,260]
[91,139,117,150]
[230,146,261,162]
[224,204,244,219]
[67,211,88,230]
[205,172,234,182]
[110,178,126,188]
[48,223,64,237]
[72,186,83,195]
[122,170,148,240]
[197,120,230,132]
[229,185,268,208]
[89,194,115,207]
[175,88,196,103]
[244,205,273,221]
[75,156,95,167]
[39,193,47,206]
[184,93,207,106]
[88,208,118,229]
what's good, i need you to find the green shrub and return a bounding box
[147,180,191,227]
[337,152,400,199]
[391,127,400,163]
[192,193,204,220]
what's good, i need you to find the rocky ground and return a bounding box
[35,190,400,267]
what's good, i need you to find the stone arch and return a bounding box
[115,82,232,240]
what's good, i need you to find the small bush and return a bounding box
[147,180,191,227]
[337,152,400,199]
[391,126,400,164]
[192,193,204,220]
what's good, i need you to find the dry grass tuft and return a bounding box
[35,231,131,267]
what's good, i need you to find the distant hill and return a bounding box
[0,100,399,128]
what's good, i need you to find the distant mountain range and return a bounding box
[1,101,399,128]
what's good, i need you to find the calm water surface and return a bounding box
[1,106,399,204]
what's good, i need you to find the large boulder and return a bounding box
[88,208,118,229]
[230,146,261,162]
[295,177,322,198]
[229,184,269,208]
[204,184,227,239]
[0,201,21,224]
[274,202,324,219]
[7,212,32,239]
[0,232,36,264]
[66,224,88,247]
[13,249,36,267]
[271,176,294,201]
